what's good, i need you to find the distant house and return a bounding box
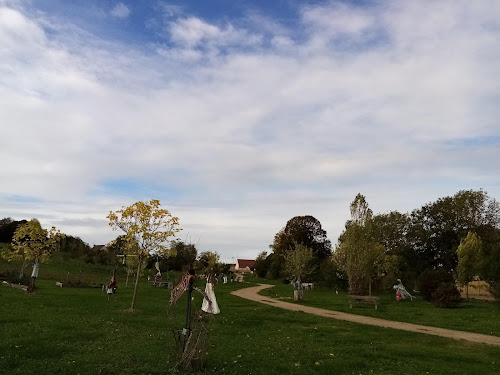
[235,259,255,273]
[228,264,236,273]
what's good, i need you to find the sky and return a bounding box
[1,0,499,263]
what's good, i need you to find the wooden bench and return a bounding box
[348,295,380,310]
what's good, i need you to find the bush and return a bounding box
[432,282,462,308]
[417,268,455,301]
[0,269,31,285]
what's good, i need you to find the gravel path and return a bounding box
[231,284,500,347]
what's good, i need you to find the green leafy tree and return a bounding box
[269,215,331,278]
[168,240,198,271]
[478,227,500,301]
[5,219,63,292]
[409,190,498,273]
[107,200,181,311]
[335,194,396,296]
[194,251,222,275]
[253,251,270,278]
[457,232,482,298]
[284,243,313,301]
[0,218,28,243]
[350,193,373,225]
[371,212,415,286]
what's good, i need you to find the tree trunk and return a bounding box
[27,277,36,293]
[294,289,303,301]
[369,277,372,297]
[129,259,142,311]
[19,258,27,280]
[466,283,469,299]
[294,279,303,301]
[27,259,40,293]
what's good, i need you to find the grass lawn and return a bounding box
[1,273,500,375]
[254,277,500,338]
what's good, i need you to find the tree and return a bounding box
[5,219,63,292]
[253,251,270,278]
[408,190,498,273]
[194,251,222,275]
[168,240,197,271]
[350,193,373,226]
[371,212,418,288]
[0,218,28,243]
[335,224,388,295]
[107,200,181,311]
[478,226,500,301]
[284,243,313,301]
[334,194,396,295]
[456,232,482,298]
[269,215,331,278]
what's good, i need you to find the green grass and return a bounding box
[254,277,500,337]
[1,272,500,374]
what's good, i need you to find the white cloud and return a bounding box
[110,3,130,19]
[1,1,499,261]
[167,16,262,58]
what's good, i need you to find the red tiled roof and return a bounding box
[237,259,255,269]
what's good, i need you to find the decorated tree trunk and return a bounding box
[293,289,303,301]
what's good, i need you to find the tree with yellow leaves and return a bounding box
[5,219,63,292]
[107,200,181,311]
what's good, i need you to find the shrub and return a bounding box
[0,270,31,285]
[432,282,462,308]
[417,268,455,301]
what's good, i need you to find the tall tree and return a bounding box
[5,219,63,292]
[253,251,270,278]
[371,212,416,286]
[456,232,482,298]
[334,194,397,295]
[478,226,500,301]
[409,190,499,273]
[168,240,197,271]
[107,200,181,311]
[350,193,373,226]
[269,215,331,278]
[0,218,28,243]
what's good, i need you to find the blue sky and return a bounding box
[1,0,499,262]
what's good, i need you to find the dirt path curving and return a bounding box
[231,284,500,347]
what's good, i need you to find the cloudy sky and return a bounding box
[1,0,499,262]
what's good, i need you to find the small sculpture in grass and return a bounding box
[393,279,413,301]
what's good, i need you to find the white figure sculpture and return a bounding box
[393,279,413,301]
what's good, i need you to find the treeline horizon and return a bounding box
[2,189,499,297]
[254,189,500,302]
